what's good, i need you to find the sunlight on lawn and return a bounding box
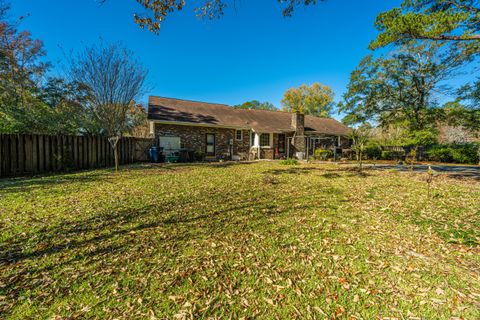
[0,162,479,319]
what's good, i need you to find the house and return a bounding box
[147,96,351,160]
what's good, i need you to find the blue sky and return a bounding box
[11,0,402,119]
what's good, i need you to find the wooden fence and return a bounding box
[0,134,154,178]
[382,145,427,160]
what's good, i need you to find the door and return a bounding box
[278,134,286,153]
[206,133,215,156]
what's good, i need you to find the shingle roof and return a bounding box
[148,96,350,136]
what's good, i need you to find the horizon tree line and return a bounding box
[1,0,478,150]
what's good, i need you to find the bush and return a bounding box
[380,151,391,160]
[380,150,405,160]
[280,159,299,165]
[365,143,382,160]
[427,143,479,164]
[314,149,333,161]
[427,147,453,163]
[194,150,205,162]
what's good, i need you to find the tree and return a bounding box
[99,0,324,33]
[367,0,479,144]
[69,43,148,170]
[0,1,52,134]
[234,100,277,111]
[339,44,464,136]
[456,81,480,133]
[127,104,152,138]
[370,0,480,55]
[281,83,334,117]
[349,126,371,171]
[39,78,92,135]
[439,98,479,137]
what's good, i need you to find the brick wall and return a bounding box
[154,124,252,159]
[233,130,251,155]
[154,123,349,161]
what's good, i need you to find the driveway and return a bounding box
[367,164,480,180]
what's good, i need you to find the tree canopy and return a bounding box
[233,100,277,111]
[68,43,148,137]
[448,80,480,132]
[99,0,323,33]
[339,44,465,133]
[370,0,480,56]
[0,2,82,134]
[281,83,334,117]
[361,0,479,144]
[0,2,149,136]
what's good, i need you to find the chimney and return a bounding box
[291,112,306,159]
[291,112,305,136]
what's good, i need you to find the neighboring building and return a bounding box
[147,96,350,160]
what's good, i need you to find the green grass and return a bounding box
[0,162,479,319]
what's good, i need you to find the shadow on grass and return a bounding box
[0,164,187,195]
[201,161,256,168]
[264,167,322,175]
[0,171,113,194]
[371,164,480,181]
[0,190,318,313]
[264,166,373,178]
[321,173,342,179]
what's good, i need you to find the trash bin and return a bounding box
[149,147,159,163]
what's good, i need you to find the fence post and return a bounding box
[0,134,155,178]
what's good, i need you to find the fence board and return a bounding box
[38,135,45,173]
[18,134,25,174]
[32,135,38,174]
[12,135,17,174]
[0,134,153,178]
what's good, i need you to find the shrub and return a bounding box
[365,143,382,160]
[194,150,205,162]
[427,147,454,163]
[427,143,479,164]
[380,150,405,160]
[381,151,392,160]
[314,149,333,161]
[280,159,299,165]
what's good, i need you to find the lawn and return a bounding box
[0,162,479,319]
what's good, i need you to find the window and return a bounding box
[206,133,215,156]
[159,136,181,151]
[235,129,243,141]
[260,133,271,147]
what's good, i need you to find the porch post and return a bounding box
[254,132,261,159]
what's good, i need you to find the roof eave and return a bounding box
[149,119,251,130]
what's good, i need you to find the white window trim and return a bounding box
[235,129,243,141]
[260,133,273,149]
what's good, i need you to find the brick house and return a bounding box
[147,96,351,160]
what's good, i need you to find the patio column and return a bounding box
[254,132,261,159]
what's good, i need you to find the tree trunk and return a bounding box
[114,144,119,171]
[108,136,120,172]
[359,150,363,172]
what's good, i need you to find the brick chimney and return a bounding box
[291,112,306,159]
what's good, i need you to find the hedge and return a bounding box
[427,143,479,164]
